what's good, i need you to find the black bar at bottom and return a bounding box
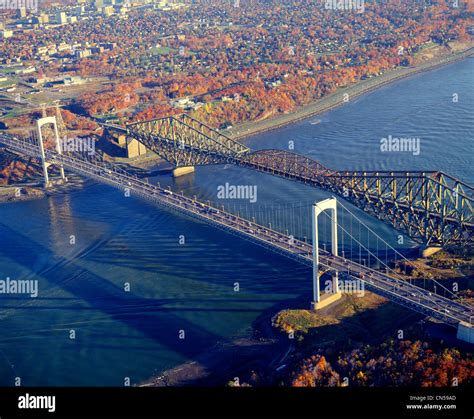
[0,387,471,418]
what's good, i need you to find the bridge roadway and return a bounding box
[1,134,472,328]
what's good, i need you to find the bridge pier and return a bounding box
[172,166,195,177]
[419,245,443,258]
[311,198,342,310]
[126,137,147,158]
[457,321,474,344]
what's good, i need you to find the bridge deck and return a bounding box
[1,134,472,327]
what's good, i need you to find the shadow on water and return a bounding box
[0,214,312,385]
[0,221,228,358]
[171,293,462,387]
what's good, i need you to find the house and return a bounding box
[172,97,193,108]
[31,74,49,84]
[61,76,85,85]
[1,30,14,39]
[264,78,282,88]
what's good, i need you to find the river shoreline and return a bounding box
[227,45,474,142]
[109,44,474,173]
[0,45,471,387]
[0,185,45,203]
[139,296,298,387]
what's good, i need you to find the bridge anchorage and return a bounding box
[0,122,473,344]
[112,114,473,247]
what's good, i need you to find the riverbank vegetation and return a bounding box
[236,248,474,388]
[290,338,473,387]
[0,152,40,185]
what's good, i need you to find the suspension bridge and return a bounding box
[0,117,473,343]
[102,114,474,247]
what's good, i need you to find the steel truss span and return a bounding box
[121,115,473,246]
[127,114,250,166]
[0,133,472,330]
[244,151,473,246]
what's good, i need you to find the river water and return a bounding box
[0,59,472,386]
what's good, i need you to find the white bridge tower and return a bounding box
[311,197,342,310]
[36,116,66,188]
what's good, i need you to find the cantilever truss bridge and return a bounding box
[120,114,473,246]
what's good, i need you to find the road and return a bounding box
[1,133,472,328]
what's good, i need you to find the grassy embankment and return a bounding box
[273,248,474,350]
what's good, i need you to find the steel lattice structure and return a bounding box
[242,149,336,182]
[127,114,249,166]
[328,170,473,246]
[243,151,473,245]
[122,114,473,246]
[2,131,473,329]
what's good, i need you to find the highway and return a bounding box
[1,133,472,327]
